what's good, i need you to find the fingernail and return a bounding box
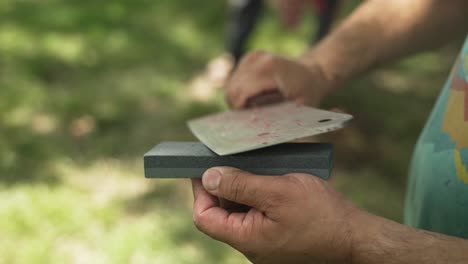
[202,169,221,191]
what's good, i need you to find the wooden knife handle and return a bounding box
[246,90,285,108]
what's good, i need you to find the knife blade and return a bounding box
[187,102,352,156]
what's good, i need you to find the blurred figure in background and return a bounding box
[226,0,342,64]
[188,0,344,102]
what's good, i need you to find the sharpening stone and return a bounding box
[144,141,334,179]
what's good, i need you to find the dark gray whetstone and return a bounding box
[144,141,334,179]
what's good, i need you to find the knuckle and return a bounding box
[284,173,313,194]
[294,97,308,105]
[226,86,235,99]
[262,52,275,62]
[258,55,279,74]
[239,51,260,65]
[248,50,266,59]
[261,191,287,209]
[227,94,242,109]
[226,87,242,107]
[240,50,270,66]
[236,94,249,109]
[256,180,290,209]
[228,171,247,201]
[225,74,237,91]
[192,213,203,231]
[225,93,235,108]
[285,172,310,182]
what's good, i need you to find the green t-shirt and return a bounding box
[404,36,468,238]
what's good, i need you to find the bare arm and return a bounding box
[352,212,468,264]
[301,0,468,84]
[302,0,468,85]
[225,0,468,108]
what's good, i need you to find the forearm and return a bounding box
[300,0,468,85]
[351,212,468,264]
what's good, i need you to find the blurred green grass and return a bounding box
[0,0,460,263]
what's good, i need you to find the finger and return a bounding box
[193,177,250,245]
[191,179,197,200]
[192,178,217,207]
[273,59,314,104]
[227,51,278,109]
[226,87,242,109]
[218,197,251,212]
[225,74,240,109]
[273,59,296,99]
[191,178,205,200]
[245,90,285,108]
[202,167,285,212]
[194,206,252,247]
[192,182,247,245]
[235,80,279,108]
[192,178,226,236]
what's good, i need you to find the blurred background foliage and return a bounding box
[0,0,461,263]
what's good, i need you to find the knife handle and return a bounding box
[246,90,285,108]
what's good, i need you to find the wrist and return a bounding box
[347,210,387,264]
[299,48,347,87]
[297,50,343,96]
[348,211,420,264]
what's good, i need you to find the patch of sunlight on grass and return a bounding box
[3,105,37,127]
[52,158,150,205]
[1,84,47,128]
[42,32,87,64]
[106,30,130,53]
[0,184,118,264]
[0,23,36,55]
[0,0,13,11]
[169,19,212,56]
[249,9,312,56]
[117,68,186,100]
[0,158,249,264]
[50,156,248,263]
[1,21,128,67]
[0,142,16,170]
[102,212,197,264]
[101,211,249,264]
[398,52,452,74]
[371,70,414,93]
[0,24,86,64]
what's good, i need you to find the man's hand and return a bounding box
[225,51,336,109]
[191,167,468,264]
[191,167,359,264]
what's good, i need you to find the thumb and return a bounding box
[202,167,284,211]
